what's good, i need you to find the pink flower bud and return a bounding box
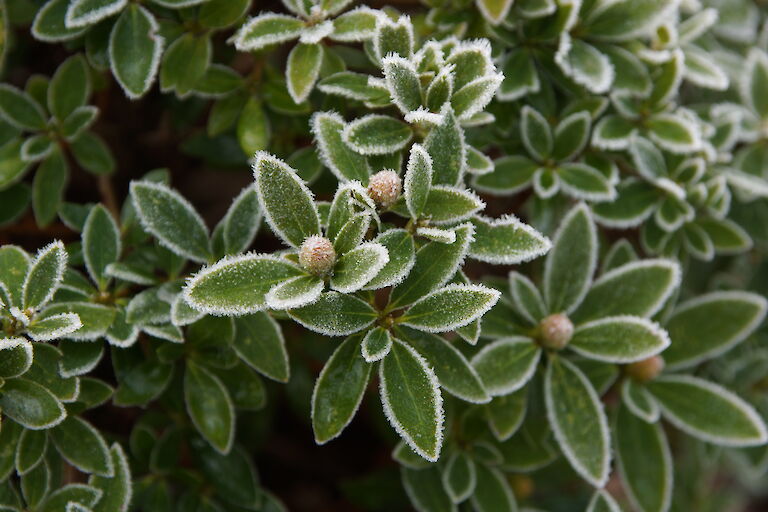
[626,356,664,382]
[367,170,402,208]
[299,235,336,275]
[539,313,574,350]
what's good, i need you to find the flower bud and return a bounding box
[299,235,336,275]
[626,355,664,383]
[539,313,574,350]
[367,170,402,208]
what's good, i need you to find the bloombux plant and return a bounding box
[1,0,768,510]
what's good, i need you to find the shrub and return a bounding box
[0,0,767,510]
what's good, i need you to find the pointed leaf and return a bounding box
[404,143,433,218]
[89,443,133,512]
[287,43,322,103]
[109,5,164,99]
[234,312,289,382]
[571,316,669,363]
[50,417,113,476]
[23,240,67,311]
[311,111,370,183]
[343,115,412,155]
[185,360,235,454]
[400,284,500,333]
[469,215,551,265]
[471,337,540,396]
[231,13,303,51]
[470,464,517,512]
[424,105,465,185]
[0,378,66,429]
[265,275,323,310]
[521,106,552,161]
[288,291,377,336]
[362,326,392,362]
[401,467,455,512]
[442,452,476,504]
[83,204,121,290]
[364,229,415,290]
[331,242,389,293]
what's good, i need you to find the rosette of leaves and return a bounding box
[465,204,679,488]
[0,54,112,227]
[183,147,551,461]
[615,285,768,512]
[473,105,618,201]
[593,136,751,261]
[231,0,380,103]
[32,0,251,100]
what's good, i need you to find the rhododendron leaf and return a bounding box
[382,54,421,114]
[404,143,433,218]
[265,275,323,310]
[520,106,552,161]
[471,337,540,397]
[231,13,303,52]
[83,204,121,291]
[469,215,551,265]
[23,240,67,310]
[424,105,465,186]
[421,186,484,225]
[287,43,323,104]
[361,326,392,362]
[470,463,517,512]
[508,271,546,324]
[0,378,66,429]
[288,291,377,336]
[621,379,660,423]
[330,242,389,293]
[89,443,132,512]
[485,389,527,441]
[311,112,370,183]
[364,229,415,290]
[51,416,113,476]
[400,284,500,333]
[343,115,412,155]
[401,467,454,512]
[185,360,235,454]
[0,337,33,378]
[570,316,670,363]
[109,5,164,99]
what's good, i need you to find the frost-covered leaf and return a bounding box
[382,54,421,114]
[586,490,621,512]
[621,379,660,423]
[584,0,677,42]
[312,333,370,444]
[380,338,443,461]
[342,115,412,155]
[184,254,303,315]
[416,227,456,243]
[404,143,433,218]
[265,275,323,310]
[521,105,552,161]
[65,0,126,29]
[330,7,379,42]
[0,378,65,429]
[215,185,262,256]
[311,112,370,183]
[543,203,598,314]
[559,163,616,201]
[288,291,377,336]
[48,54,90,122]
[32,0,88,42]
[160,32,211,97]
[231,13,303,51]
[684,46,728,91]
[663,291,767,369]
[421,186,484,225]
[42,302,115,341]
[400,284,500,333]
[26,313,82,341]
[130,181,210,262]
[485,389,527,442]
[401,467,454,512]
[451,74,503,121]
[472,155,538,195]
[397,326,489,404]
[89,443,132,512]
[476,0,514,25]
[545,356,610,487]
[742,48,768,120]
[318,72,389,103]
[470,463,517,512]
[0,337,33,378]
[332,212,370,254]
[253,151,320,247]
[0,85,46,131]
[469,215,550,265]
[442,451,475,504]
[570,316,670,363]
[234,312,289,382]
[615,404,672,512]
[109,5,164,99]
[471,337,540,396]
[592,179,658,229]
[553,111,591,161]
[647,113,701,154]
[361,326,392,362]
[573,259,680,323]
[698,218,752,254]
[648,375,768,447]
[389,223,474,308]
[83,204,121,291]
[555,35,614,94]
[50,416,113,476]
[424,105,465,185]
[508,271,546,324]
[373,15,413,61]
[185,360,234,454]
[38,484,101,512]
[330,242,389,293]
[364,229,415,290]
[23,240,67,311]
[601,45,651,97]
[498,48,539,101]
[287,43,322,104]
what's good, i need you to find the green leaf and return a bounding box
[185,360,235,454]
[446,40,493,89]
[498,48,539,101]
[59,339,104,378]
[543,203,598,314]
[400,284,500,333]
[470,463,517,512]
[396,326,489,404]
[382,54,422,114]
[160,33,211,97]
[555,35,614,94]
[373,15,413,60]
[185,254,302,315]
[70,131,115,175]
[573,259,680,323]
[584,0,676,42]
[311,112,370,182]
[485,389,527,441]
[233,312,288,382]
[82,204,121,290]
[23,240,66,310]
[21,133,52,162]
[451,74,503,121]
[130,180,210,262]
[265,275,323,310]
[0,378,66,429]
[26,312,82,341]
[743,48,768,120]
[401,467,455,512]
[330,6,378,42]
[286,43,322,104]
[231,13,303,52]
[615,404,672,512]
[364,229,415,290]
[32,0,87,42]
[586,490,622,512]
[545,356,610,487]
[199,0,249,29]
[216,185,262,256]
[663,291,767,369]
[312,333,371,444]
[16,428,47,475]
[109,5,164,99]
[0,85,46,131]
[421,186,485,225]
[61,106,98,141]
[508,271,546,325]
[558,163,615,202]
[629,136,669,183]
[472,155,538,196]
[471,337,540,396]
[22,459,50,509]
[380,339,443,461]
[621,379,659,423]
[424,105,465,185]
[332,212,370,254]
[552,111,591,161]
[41,302,115,341]
[343,114,412,155]
[288,291,377,336]
[38,484,101,512]
[253,152,320,247]
[592,179,658,229]
[698,218,752,254]
[476,0,514,24]
[648,375,768,447]
[33,148,68,227]
[237,96,270,156]
[361,326,392,362]
[442,451,475,504]
[647,113,701,154]
[89,443,132,512]
[0,338,33,378]
[389,223,474,308]
[48,54,90,121]
[318,71,389,102]
[50,416,113,476]
[600,45,651,97]
[65,0,127,28]
[331,242,389,293]
[404,144,432,218]
[571,316,669,363]
[469,215,551,265]
[520,105,552,161]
